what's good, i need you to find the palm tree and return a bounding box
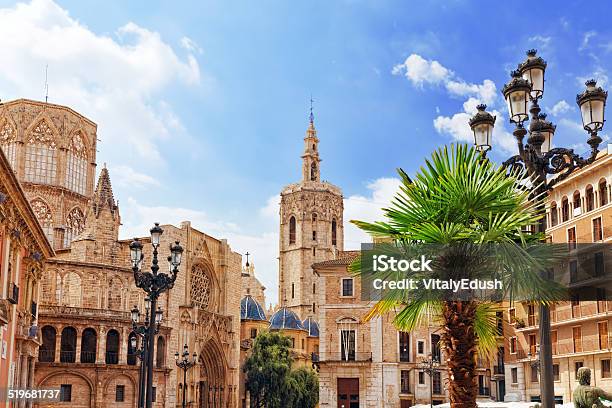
[351,144,560,407]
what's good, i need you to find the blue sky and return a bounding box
[0,0,610,305]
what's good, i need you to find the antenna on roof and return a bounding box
[44,64,49,103]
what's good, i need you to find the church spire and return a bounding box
[302,99,320,182]
[92,164,117,217]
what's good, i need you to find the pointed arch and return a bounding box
[65,130,88,195]
[24,118,57,184]
[61,272,82,307]
[64,207,85,248]
[30,198,54,246]
[0,118,17,169]
[198,338,228,407]
[107,276,124,310]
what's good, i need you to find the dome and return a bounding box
[269,307,305,331]
[240,295,267,321]
[302,317,320,337]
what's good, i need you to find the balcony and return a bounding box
[38,349,55,363]
[80,351,96,364]
[106,351,119,365]
[493,365,505,376]
[60,351,76,363]
[39,305,130,320]
[320,352,372,362]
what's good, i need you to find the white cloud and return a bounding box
[577,68,609,88]
[344,178,401,249]
[550,100,572,116]
[446,79,497,105]
[180,36,203,54]
[0,0,201,166]
[110,164,161,189]
[579,31,597,52]
[392,54,452,87]
[527,35,552,53]
[259,195,280,219]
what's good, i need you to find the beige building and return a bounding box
[504,146,612,404]
[0,99,244,408]
[314,251,510,408]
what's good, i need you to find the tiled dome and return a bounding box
[240,295,267,321]
[269,307,305,331]
[302,317,320,337]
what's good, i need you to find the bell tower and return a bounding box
[278,108,344,319]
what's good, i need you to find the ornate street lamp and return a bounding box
[470,49,607,408]
[130,224,184,408]
[131,300,163,408]
[175,343,197,408]
[469,104,496,153]
[417,354,440,408]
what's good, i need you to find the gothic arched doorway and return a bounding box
[198,339,227,408]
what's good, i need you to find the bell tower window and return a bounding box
[332,219,337,246]
[289,216,296,244]
[310,162,317,181]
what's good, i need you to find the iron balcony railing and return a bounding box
[60,350,76,363]
[80,351,96,364]
[320,352,372,362]
[38,349,55,363]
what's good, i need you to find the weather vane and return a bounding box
[309,95,314,124]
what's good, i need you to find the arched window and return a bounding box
[60,327,77,363]
[61,272,82,307]
[127,332,138,365]
[0,120,17,169]
[586,185,594,212]
[310,162,317,181]
[600,179,609,206]
[156,336,166,368]
[39,326,56,362]
[289,216,296,244]
[549,202,558,227]
[573,190,581,212]
[81,328,97,363]
[63,207,85,248]
[106,329,120,364]
[561,197,569,222]
[190,265,212,309]
[65,132,88,195]
[31,199,54,246]
[107,277,123,310]
[25,119,57,184]
[331,219,337,246]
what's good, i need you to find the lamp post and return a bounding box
[175,343,197,408]
[130,223,184,408]
[131,299,162,408]
[470,49,607,408]
[417,354,440,408]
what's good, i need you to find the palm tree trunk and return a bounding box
[442,300,478,408]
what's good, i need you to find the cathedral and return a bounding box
[0,99,243,407]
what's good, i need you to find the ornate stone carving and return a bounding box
[190,265,211,309]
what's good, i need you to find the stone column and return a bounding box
[97,327,106,364]
[75,328,82,363]
[119,326,127,365]
[54,325,62,363]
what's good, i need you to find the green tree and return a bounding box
[244,331,293,408]
[285,367,319,408]
[351,144,560,408]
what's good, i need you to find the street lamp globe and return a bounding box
[519,49,546,100]
[131,305,140,323]
[175,351,180,361]
[130,335,137,350]
[192,352,197,363]
[577,79,608,133]
[537,113,556,153]
[469,104,496,153]
[150,223,163,247]
[503,70,531,124]
[170,241,184,267]
[155,307,163,325]
[129,238,143,268]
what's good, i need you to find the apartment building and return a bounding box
[504,146,612,403]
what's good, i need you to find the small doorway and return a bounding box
[498,380,505,402]
[337,378,359,408]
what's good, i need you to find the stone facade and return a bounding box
[278,116,344,320]
[504,146,612,404]
[0,99,244,408]
[0,144,54,408]
[0,99,97,251]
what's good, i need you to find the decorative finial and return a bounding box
[511,70,522,78]
[476,104,487,111]
[309,95,314,124]
[585,79,597,87]
[245,251,250,267]
[526,49,537,57]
